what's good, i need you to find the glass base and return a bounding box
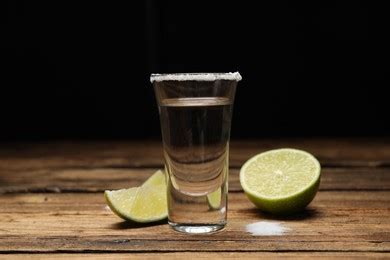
[169,222,226,234]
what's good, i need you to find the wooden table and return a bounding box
[0,139,389,259]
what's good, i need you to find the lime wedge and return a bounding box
[104,187,139,220]
[240,148,321,215]
[130,170,168,222]
[104,170,168,222]
[207,188,222,209]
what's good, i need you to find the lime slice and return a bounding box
[207,188,222,209]
[240,148,321,215]
[104,187,139,220]
[104,170,168,222]
[130,170,168,222]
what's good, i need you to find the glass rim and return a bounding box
[150,72,242,83]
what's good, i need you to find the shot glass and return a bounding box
[151,72,241,234]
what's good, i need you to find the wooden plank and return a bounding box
[1,252,389,259]
[0,192,389,252]
[1,139,390,170]
[0,167,389,194]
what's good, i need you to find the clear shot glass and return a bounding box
[151,72,241,234]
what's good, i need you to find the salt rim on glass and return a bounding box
[150,72,242,83]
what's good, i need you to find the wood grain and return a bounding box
[0,167,389,194]
[0,192,389,252]
[0,139,389,257]
[1,252,389,259]
[1,138,390,169]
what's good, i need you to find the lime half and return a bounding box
[104,170,168,222]
[240,148,321,215]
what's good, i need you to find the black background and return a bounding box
[1,1,388,141]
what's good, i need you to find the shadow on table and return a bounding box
[242,207,321,221]
[110,219,167,230]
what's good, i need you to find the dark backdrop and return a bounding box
[1,1,387,140]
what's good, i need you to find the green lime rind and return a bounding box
[244,177,320,215]
[240,148,321,215]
